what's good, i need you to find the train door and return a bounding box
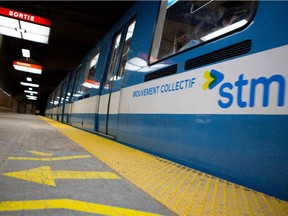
[57,83,64,122]
[62,73,72,123]
[52,87,61,121]
[59,78,69,123]
[68,66,82,125]
[98,19,136,137]
[51,91,57,120]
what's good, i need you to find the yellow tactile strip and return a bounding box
[40,116,288,216]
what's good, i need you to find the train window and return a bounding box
[150,0,256,63]
[60,79,67,105]
[58,83,65,106]
[106,32,123,83]
[50,92,56,106]
[105,19,136,83]
[117,20,136,78]
[72,66,82,101]
[81,49,101,91]
[53,86,62,106]
[47,94,53,109]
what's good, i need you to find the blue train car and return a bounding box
[46,0,288,200]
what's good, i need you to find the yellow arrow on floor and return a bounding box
[29,151,53,157]
[3,166,120,186]
[8,155,91,161]
[0,199,162,215]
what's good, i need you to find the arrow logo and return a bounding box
[203,69,224,90]
[3,166,120,186]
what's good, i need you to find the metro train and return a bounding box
[45,0,288,200]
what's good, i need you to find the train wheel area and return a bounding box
[0,113,287,216]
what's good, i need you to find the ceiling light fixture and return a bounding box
[24,90,38,94]
[20,82,39,88]
[26,95,37,100]
[22,49,30,58]
[13,60,42,74]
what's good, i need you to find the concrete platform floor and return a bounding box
[0,113,175,216]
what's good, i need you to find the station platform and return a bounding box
[0,113,287,216]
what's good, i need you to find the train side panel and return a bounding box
[116,1,288,200]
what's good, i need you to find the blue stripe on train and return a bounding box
[70,113,96,132]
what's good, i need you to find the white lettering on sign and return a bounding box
[9,10,35,22]
[0,7,51,26]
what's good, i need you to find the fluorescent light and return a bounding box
[22,49,30,58]
[20,21,50,44]
[24,90,38,94]
[26,77,32,82]
[26,95,37,100]
[201,20,248,41]
[0,16,21,38]
[0,15,19,28]
[26,95,37,98]
[22,32,49,44]
[0,15,21,38]
[20,21,50,35]
[28,87,32,90]
[20,82,39,87]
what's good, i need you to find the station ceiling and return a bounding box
[0,1,135,112]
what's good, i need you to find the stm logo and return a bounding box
[203,70,285,109]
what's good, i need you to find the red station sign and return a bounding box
[0,7,51,26]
